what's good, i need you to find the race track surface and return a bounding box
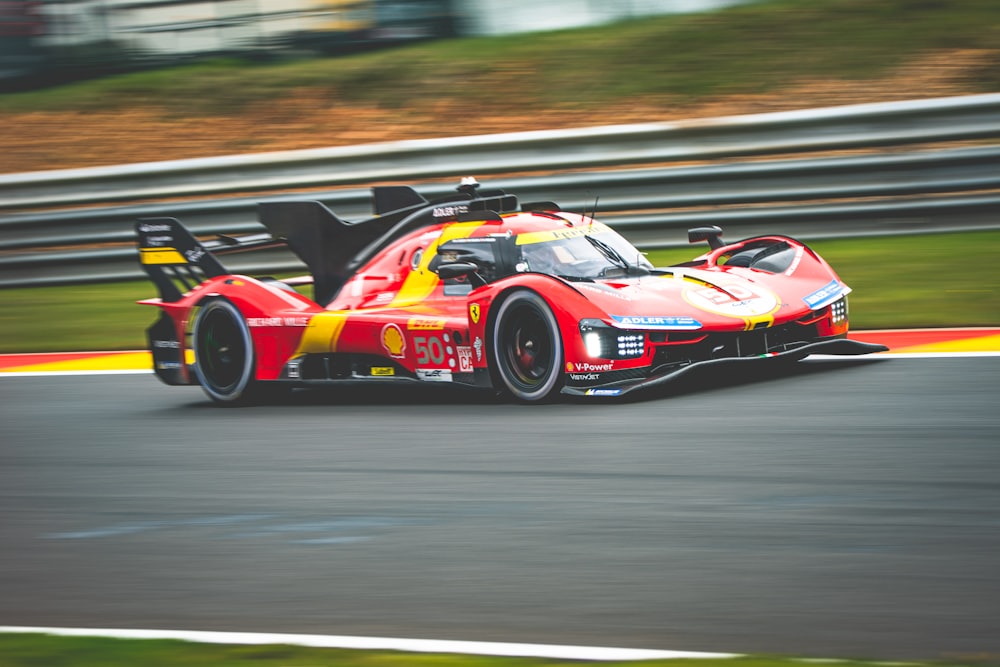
[1,356,999,661]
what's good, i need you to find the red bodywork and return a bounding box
[136,184,881,403]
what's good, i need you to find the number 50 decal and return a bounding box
[414,336,446,365]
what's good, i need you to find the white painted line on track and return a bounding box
[0,626,738,661]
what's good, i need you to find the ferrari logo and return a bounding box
[469,303,481,325]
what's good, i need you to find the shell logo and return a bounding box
[381,323,406,359]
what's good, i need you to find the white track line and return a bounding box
[0,626,737,661]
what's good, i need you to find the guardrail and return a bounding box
[2,94,999,287]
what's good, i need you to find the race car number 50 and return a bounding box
[414,336,447,365]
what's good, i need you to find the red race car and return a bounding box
[136,179,885,403]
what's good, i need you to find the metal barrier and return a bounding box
[1,94,999,287]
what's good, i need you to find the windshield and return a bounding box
[517,231,653,279]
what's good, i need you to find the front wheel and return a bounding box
[491,290,564,402]
[192,299,260,404]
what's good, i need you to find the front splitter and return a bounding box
[561,339,889,397]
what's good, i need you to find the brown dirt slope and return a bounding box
[0,49,994,175]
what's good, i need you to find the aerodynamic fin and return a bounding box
[136,217,227,303]
[258,201,402,306]
[372,185,428,215]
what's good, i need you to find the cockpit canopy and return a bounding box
[430,221,653,290]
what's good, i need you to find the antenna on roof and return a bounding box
[588,196,599,233]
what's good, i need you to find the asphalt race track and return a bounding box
[2,356,999,661]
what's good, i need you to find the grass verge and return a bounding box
[0,633,989,667]
[1,230,997,354]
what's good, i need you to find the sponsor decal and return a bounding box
[247,317,310,327]
[143,235,173,247]
[586,388,623,397]
[152,339,180,349]
[450,237,497,244]
[803,280,850,310]
[381,323,406,359]
[457,346,473,373]
[138,223,172,233]
[576,282,633,301]
[611,315,702,330]
[371,367,395,376]
[566,361,615,373]
[139,247,187,265]
[184,248,206,263]
[569,373,602,381]
[373,291,396,305]
[515,221,613,245]
[469,303,481,324]
[407,317,446,331]
[473,336,483,361]
[684,283,779,318]
[416,368,453,382]
[433,205,469,218]
[156,361,183,370]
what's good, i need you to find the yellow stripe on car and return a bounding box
[139,247,187,265]
[295,311,349,355]
[389,221,486,307]
[515,221,612,246]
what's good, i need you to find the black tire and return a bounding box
[491,289,564,402]
[192,299,259,404]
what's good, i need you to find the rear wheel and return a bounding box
[491,290,564,402]
[192,299,259,404]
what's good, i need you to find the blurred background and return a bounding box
[0,0,759,86]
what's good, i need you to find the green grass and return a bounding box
[1,0,998,117]
[1,231,997,354]
[0,634,993,667]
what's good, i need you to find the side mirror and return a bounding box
[688,226,725,250]
[435,261,486,286]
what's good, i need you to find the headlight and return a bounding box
[579,319,645,359]
[831,297,848,324]
[584,331,603,358]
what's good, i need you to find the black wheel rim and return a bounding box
[499,303,555,391]
[198,307,247,392]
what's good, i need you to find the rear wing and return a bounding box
[136,182,520,305]
[136,218,231,303]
